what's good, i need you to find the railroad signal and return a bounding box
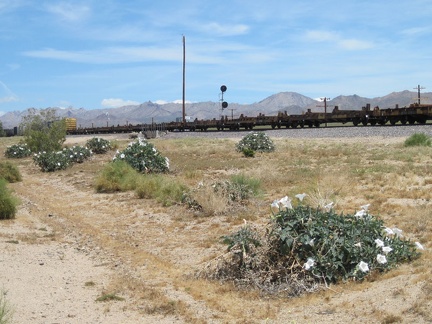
[220,85,228,111]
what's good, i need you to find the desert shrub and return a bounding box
[21,108,66,152]
[64,146,92,163]
[184,175,261,215]
[235,131,275,153]
[86,137,112,154]
[201,196,422,296]
[0,162,22,183]
[135,174,187,206]
[4,143,31,158]
[404,133,431,147]
[213,175,261,202]
[113,138,169,173]
[33,151,71,172]
[94,160,138,193]
[0,179,18,220]
[241,147,255,158]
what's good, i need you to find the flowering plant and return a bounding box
[33,151,71,172]
[235,131,275,154]
[86,137,111,154]
[5,143,32,158]
[211,195,423,296]
[64,146,92,163]
[112,138,169,173]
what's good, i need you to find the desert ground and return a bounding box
[0,128,431,324]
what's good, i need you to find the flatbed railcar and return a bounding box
[66,103,432,135]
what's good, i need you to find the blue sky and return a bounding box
[0,0,431,114]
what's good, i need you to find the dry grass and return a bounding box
[1,134,431,323]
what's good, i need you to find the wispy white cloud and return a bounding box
[23,46,182,64]
[201,22,250,36]
[101,98,140,108]
[45,2,91,22]
[304,30,373,50]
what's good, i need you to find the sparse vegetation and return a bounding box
[0,179,18,220]
[0,289,13,324]
[0,161,22,183]
[95,292,125,302]
[404,132,432,147]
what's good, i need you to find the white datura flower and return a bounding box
[376,254,387,264]
[303,258,315,271]
[358,261,369,273]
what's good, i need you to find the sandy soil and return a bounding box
[0,133,430,324]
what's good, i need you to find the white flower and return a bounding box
[415,242,425,250]
[392,227,403,237]
[120,153,125,159]
[279,196,292,209]
[324,202,334,210]
[360,203,370,211]
[165,157,170,168]
[308,238,315,247]
[295,193,307,202]
[358,261,369,272]
[383,227,394,235]
[57,162,61,166]
[382,246,393,254]
[355,209,367,218]
[303,258,315,270]
[70,155,73,158]
[354,242,362,248]
[271,200,279,210]
[375,238,384,248]
[376,254,387,264]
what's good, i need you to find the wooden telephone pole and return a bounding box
[414,84,425,104]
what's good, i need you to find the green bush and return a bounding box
[0,161,22,183]
[404,133,431,147]
[64,146,92,163]
[236,131,275,153]
[113,138,169,173]
[135,174,187,206]
[0,179,18,220]
[210,196,422,296]
[4,143,32,158]
[21,109,66,152]
[94,160,138,193]
[33,151,71,172]
[86,137,112,154]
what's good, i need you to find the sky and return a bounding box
[0,0,431,115]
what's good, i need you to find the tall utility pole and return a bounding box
[414,84,425,105]
[182,35,186,124]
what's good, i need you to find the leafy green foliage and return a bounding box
[213,199,422,296]
[4,143,32,158]
[86,137,112,154]
[113,138,169,173]
[222,225,261,255]
[236,131,275,153]
[0,179,18,220]
[64,146,92,163]
[21,108,66,152]
[0,161,22,183]
[404,133,431,147]
[269,205,420,282]
[241,147,255,157]
[0,121,5,137]
[33,151,71,172]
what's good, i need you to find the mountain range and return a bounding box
[1,90,431,129]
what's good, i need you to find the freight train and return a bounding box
[66,103,432,135]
